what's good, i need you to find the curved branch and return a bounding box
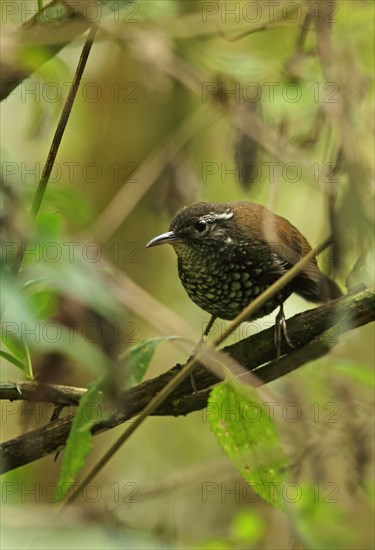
[0,288,374,474]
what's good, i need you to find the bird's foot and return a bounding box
[274,305,295,359]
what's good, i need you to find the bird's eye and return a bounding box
[195,219,207,233]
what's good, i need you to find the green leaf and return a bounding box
[56,377,109,501]
[27,290,57,320]
[0,315,34,379]
[0,339,33,379]
[56,336,175,500]
[208,381,289,509]
[118,337,173,390]
[0,350,26,371]
[23,342,33,379]
[1,332,27,362]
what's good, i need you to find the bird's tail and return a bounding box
[318,273,343,302]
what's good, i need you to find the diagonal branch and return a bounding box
[1,287,373,474]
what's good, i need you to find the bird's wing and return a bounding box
[273,218,337,302]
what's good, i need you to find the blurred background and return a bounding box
[1,1,374,548]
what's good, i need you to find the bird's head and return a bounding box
[146,202,236,256]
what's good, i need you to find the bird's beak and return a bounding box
[146,231,182,248]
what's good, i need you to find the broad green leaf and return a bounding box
[118,337,173,390]
[208,381,289,509]
[56,377,109,500]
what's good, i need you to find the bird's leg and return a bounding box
[189,372,198,393]
[189,315,217,392]
[274,304,295,358]
[202,315,217,342]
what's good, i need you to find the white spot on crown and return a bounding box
[207,209,234,222]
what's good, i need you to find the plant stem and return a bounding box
[30,25,98,219]
[10,25,98,280]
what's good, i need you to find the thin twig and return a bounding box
[30,25,98,218]
[0,381,86,405]
[11,25,98,278]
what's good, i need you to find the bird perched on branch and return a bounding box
[146,201,342,355]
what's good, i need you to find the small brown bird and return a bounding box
[146,202,342,353]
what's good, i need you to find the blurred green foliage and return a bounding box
[1,1,374,548]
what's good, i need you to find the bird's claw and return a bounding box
[274,305,295,359]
